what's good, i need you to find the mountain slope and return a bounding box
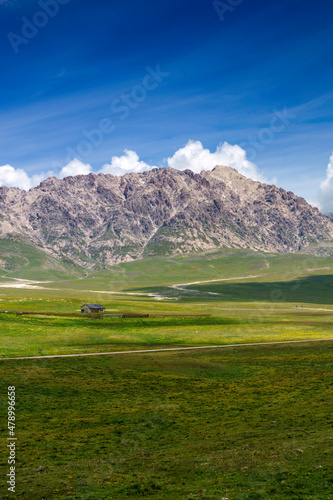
[0,165,332,267]
[0,236,84,279]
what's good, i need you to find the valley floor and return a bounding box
[0,250,332,499]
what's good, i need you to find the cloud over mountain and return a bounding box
[0,164,47,191]
[318,153,333,214]
[101,149,154,176]
[167,140,265,181]
[3,144,331,213]
[0,140,268,192]
[59,158,92,178]
[0,165,332,267]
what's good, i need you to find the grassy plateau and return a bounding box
[0,249,332,499]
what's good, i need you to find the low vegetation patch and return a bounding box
[0,343,332,499]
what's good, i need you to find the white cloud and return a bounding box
[99,141,266,181]
[100,149,155,176]
[60,158,92,178]
[0,165,54,191]
[318,153,333,214]
[0,165,50,190]
[0,159,93,191]
[167,140,266,181]
[308,200,321,209]
[0,141,267,190]
[0,165,32,190]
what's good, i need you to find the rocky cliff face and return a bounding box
[1,165,332,267]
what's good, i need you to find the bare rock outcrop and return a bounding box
[0,166,332,267]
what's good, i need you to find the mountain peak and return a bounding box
[0,167,332,267]
[212,164,238,174]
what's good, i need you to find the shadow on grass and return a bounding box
[0,314,256,330]
[134,274,333,305]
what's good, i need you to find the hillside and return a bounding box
[0,236,84,280]
[0,165,332,268]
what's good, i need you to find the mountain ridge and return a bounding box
[0,165,332,268]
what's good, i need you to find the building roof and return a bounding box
[81,304,105,309]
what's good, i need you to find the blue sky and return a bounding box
[0,0,332,210]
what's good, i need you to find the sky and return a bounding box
[0,0,332,212]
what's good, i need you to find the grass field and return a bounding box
[0,343,332,499]
[0,305,333,359]
[0,249,332,499]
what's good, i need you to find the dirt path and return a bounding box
[300,307,333,312]
[1,338,332,362]
[170,267,333,290]
[170,275,264,290]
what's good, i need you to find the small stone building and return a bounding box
[81,304,105,314]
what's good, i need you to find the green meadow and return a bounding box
[0,249,332,498]
[0,344,332,499]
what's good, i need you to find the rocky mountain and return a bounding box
[0,165,333,268]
